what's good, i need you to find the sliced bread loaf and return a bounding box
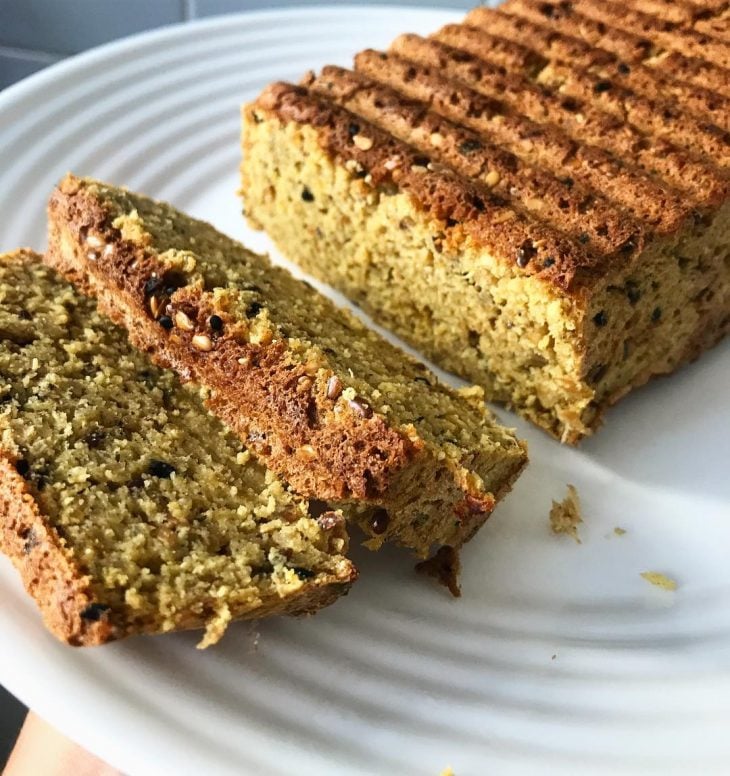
[47,176,527,559]
[0,250,355,647]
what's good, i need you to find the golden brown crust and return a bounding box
[502,0,730,96]
[352,49,692,234]
[461,8,730,137]
[0,454,117,646]
[308,64,644,255]
[570,0,730,69]
[47,180,414,503]
[393,32,728,206]
[253,82,620,292]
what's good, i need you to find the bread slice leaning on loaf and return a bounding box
[46,176,528,560]
[0,250,355,647]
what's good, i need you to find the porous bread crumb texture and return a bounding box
[47,176,527,560]
[241,0,730,444]
[640,571,677,591]
[0,250,355,647]
[549,484,582,542]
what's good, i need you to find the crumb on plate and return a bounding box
[549,484,582,543]
[416,546,461,597]
[640,571,677,591]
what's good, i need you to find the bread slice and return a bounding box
[46,176,527,559]
[240,0,730,443]
[0,250,355,647]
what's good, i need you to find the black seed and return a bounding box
[292,567,315,581]
[594,80,612,93]
[561,176,574,188]
[148,459,176,479]
[354,169,367,179]
[22,528,39,555]
[209,315,224,333]
[516,240,536,267]
[81,603,110,621]
[618,62,630,75]
[651,306,662,322]
[301,187,315,202]
[15,459,30,477]
[446,217,458,228]
[459,139,483,155]
[371,509,389,535]
[348,122,360,137]
[471,196,485,212]
[246,301,263,318]
[159,315,173,330]
[588,363,607,384]
[593,310,608,327]
[85,429,106,449]
[143,276,164,298]
[625,280,641,305]
[413,155,430,166]
[543,257,556,268]
[620,239,636,255]
[578,231,590,244]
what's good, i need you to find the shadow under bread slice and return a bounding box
[47,175,527,560]
[0,250,355,647]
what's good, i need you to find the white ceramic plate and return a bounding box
[0,6,729,774]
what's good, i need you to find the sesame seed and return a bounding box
[485,169,501,187]
[192,334,213,352]
[299,444,317,461]
[85,233,104,249]
[175,311,195,331]
[149,296,163,318]
[326,375,343,400]
[353,134,374,151]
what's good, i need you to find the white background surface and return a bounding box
[0,7,728,774]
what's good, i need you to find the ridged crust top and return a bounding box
[252,0,730,295]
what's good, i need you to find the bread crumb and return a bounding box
[614,526,627,536]
[416,546,461,597]
[549,484,582,543]
[640,571,677,591]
